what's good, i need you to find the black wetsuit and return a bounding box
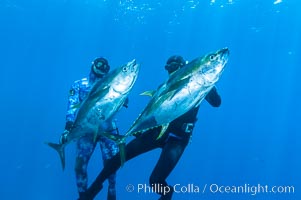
[80,87,221,200]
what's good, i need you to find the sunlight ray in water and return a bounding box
[274,0,283,5]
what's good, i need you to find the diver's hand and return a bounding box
[65,121,73,131]
[59,130,69,144]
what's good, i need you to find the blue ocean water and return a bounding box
[0,0,300,199]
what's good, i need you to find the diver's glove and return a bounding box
[123,97,129,108]
[59,121,73,144]
[111,120,119,135]
[64,121,73,131]
[59,130,69,144]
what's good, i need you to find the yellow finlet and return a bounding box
[70,103,81,109]
[140,90,156,97]
[156,124,169,140]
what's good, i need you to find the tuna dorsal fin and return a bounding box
[140,90,156,97]
[156,124,169,140]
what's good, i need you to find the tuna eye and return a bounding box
[123,67,127,72]
[209,55,215,61]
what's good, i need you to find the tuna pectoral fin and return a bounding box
[156,124,169,140]
[118,142,126,167]
[46,142,66,170]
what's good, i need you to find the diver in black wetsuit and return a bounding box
[78,55,221,200]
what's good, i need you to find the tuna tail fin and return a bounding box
[46,142,66,170]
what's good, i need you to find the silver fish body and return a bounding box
[70,59,139,141]
[47,59,139,169]
[126,48,229,138]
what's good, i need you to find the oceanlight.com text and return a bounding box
[208,183,295,196]
[125,183,295,196]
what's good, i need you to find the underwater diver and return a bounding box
[78,55,221,200]
[59,57,127,200]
